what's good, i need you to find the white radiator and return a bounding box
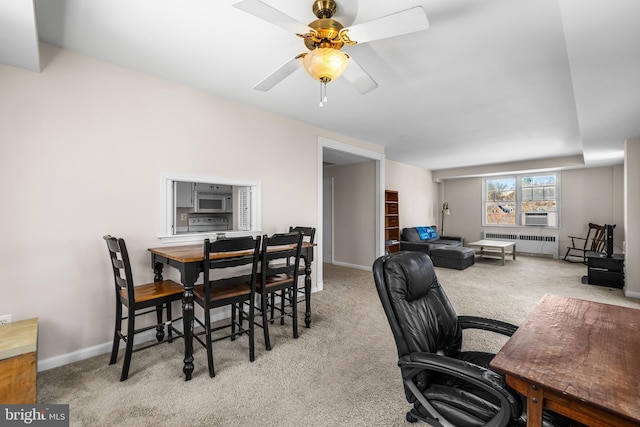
[483,232,559,259]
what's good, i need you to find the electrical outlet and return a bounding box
[0,314,12,325]
[181,213,187,221]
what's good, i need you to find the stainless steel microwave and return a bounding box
[194,192,232,213]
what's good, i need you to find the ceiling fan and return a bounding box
[233,0,429,106]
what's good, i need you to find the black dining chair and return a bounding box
[270,226,316,325]
[254,232,304,351]
[103,235,184,381]
[193,235,261,377]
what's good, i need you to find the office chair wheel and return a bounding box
[406,412,418,423]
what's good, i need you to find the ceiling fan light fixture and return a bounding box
[301,47,349,83]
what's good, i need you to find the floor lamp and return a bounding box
[441,202,451,234]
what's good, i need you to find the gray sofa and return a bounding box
[400,226,464,255]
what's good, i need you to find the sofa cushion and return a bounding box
[416,226,430,240]
[431,246,475,259]
[430,246,476,270]
[402,228,423,242]
[430,239,463,247]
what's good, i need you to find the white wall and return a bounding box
[0,44,382,364]
[385,160,439,230]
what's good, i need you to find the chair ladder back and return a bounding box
[261,232,303,280]
[103,235,136,302]
[203,236,261,300]
[289,226,316,244]
[588,223,607,252]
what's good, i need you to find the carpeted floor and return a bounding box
[37,256,639,426]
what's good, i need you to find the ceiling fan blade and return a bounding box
[233,0,312,35]
[342,6,429,44]
[343,58,378,94]
[253,56,303,91]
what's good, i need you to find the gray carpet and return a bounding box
[37,256,640,426]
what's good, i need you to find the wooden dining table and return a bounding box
[148,240,315,380]
[490,294,640,426]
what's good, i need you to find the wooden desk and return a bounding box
[0,318,38,403]
[490,294,640,426]
[468,239,516,265]
[148,241,315,381]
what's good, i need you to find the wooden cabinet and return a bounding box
[175,181,194,207]
[385,190,401,253]
[194,183,232,193]
[0,318,38,404]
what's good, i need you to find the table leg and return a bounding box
[501,247,506,266]
[513,244,517,260]
[303,256,312,328]
[181,282,195,381]
[153,261,166,341]
[155,258,196,381]
[526,384,544,426]
[153,260,164,282]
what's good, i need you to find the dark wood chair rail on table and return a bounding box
[148,240,315,380]
[490,293,640,427]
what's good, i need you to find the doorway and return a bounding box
[316,137,385,291]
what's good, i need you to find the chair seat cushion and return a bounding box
[422,382,501,426]
[193,283,250,301]
[457,351,495,369]
[122,280,184,303]
[429,239,463,247]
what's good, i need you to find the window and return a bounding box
[159,175,261,241]
[483,173,559,227]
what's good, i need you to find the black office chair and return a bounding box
[372,251,569,427]
[103,235,184,381]
[193,236,261,378]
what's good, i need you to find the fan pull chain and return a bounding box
[319,81,328,107]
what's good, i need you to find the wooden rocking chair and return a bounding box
[563,223,607,264]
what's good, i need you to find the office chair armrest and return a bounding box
[458,316,518,337]
[400,352,519,427]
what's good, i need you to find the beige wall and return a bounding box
[442,166,625,254]
[385,159,439,230]
[323,161,376,269]
[0,44,381,365]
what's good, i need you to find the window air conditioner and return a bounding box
[523,212,549,226]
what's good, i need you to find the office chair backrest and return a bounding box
[373,251,462,359]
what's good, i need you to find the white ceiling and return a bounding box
[3,0,640,171]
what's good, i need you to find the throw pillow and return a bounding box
[416,227,430,240]
[425,226,439,239]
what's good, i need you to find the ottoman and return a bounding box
[430,246,475,270]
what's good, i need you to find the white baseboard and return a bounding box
[624,288,640,299]
[37,293,320,372]
[38,310,223,372]
[330,261,372,271]
[39,341,112,372]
